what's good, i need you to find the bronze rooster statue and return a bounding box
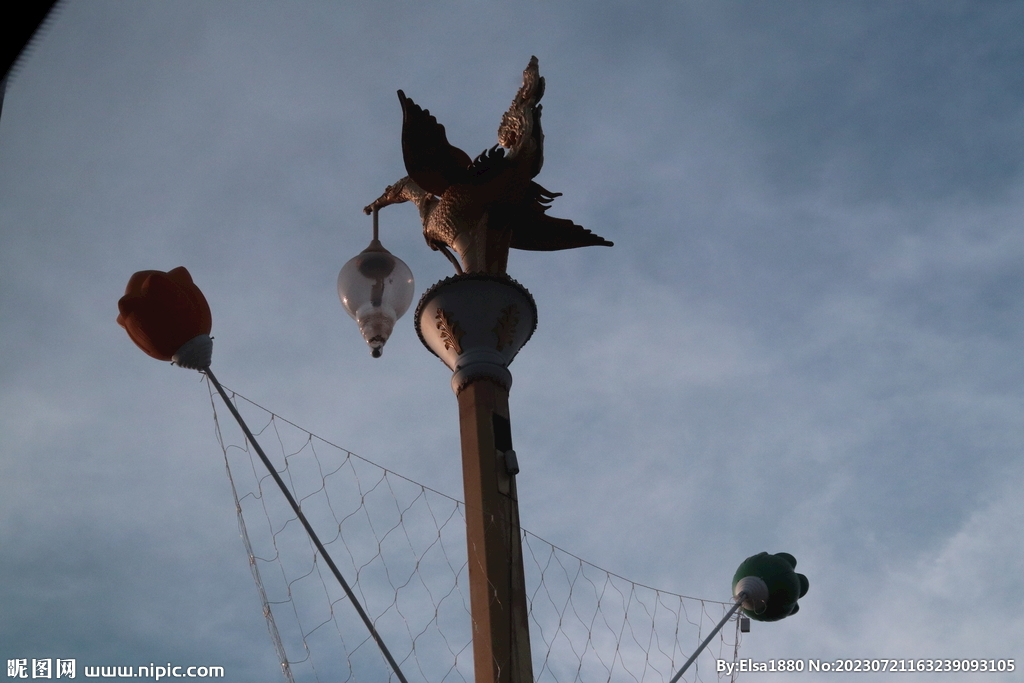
[364,56,612,274]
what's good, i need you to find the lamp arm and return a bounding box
[667,596,746,683]
[203,367,410,683]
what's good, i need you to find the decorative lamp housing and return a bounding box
[732,552,809,622]
[415,273,537,394]
[338,239,414,358]
[117,266,213,368]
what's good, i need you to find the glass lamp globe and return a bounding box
[338,239,414,358]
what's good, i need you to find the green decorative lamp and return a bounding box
[733,551,809,622]
[669,551,809,683]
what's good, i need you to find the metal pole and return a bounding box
[457,380,533,683]
[203,367,410,683]
[668,596,746,683]
[414,272,539,683]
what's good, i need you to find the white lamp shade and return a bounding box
[338,243,414,357]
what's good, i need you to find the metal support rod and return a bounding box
[372,206,380,242]
[203,367,409,683]
[667,595,746,683]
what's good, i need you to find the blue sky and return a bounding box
[2,2,1022,681]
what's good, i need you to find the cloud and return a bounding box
[2,2,1022,680]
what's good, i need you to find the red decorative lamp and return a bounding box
[116,266,213,369]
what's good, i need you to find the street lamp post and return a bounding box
[343,57,612,683]
[416,273,538,683]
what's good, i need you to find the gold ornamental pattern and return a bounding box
[435,308,465,355]
[493,304,520,351]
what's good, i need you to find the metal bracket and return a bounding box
[503,449,520,476]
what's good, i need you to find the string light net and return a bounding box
[207,382,742,683]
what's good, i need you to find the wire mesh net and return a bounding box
[206,381,741,683]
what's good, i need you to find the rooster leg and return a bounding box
[431,241,465,275]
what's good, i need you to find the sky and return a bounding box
[1,1,1022,681]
